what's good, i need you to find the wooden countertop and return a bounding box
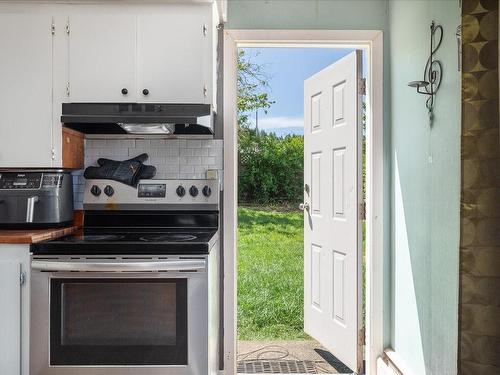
[0,226,78,244]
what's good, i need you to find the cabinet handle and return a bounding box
[142,88,149,96]
[121,88,128,95]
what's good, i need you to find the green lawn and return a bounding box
[237,206,308,340]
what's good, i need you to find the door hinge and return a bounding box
[358,78,366,96]
[51,21,56,35]
[66,82,70,97]
[203,85,208,97]
[203,24,208,36]
[51,148,56,160]
[360,201,366,220]
[65,19,70,35]
[20,271,26,286]
[358,328,366,374]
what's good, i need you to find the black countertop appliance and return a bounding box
[0,169,74,228]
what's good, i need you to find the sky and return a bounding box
[241,47,354,137]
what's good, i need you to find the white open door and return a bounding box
[303,50,363,374]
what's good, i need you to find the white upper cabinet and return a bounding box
[68,14,137,102]
[137,4,214,103]
[68,5,216,104]
[0,14,53,167]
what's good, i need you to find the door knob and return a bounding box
[142,88,149,96]
[121,88,128,95]
[299,202,310,211]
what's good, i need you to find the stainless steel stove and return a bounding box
[30,179,220,375]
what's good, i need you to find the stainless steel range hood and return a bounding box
[61,103,213,135]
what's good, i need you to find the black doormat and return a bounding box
[237,359,337,374]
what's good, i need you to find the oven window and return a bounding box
[50,279,187,366]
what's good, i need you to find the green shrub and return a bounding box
[238,129,303,204]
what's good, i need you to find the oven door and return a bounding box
[30,258,209,375]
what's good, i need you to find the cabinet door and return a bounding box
[0,14,53,167]
[0,260,21,375]
[137,5,214,104]
[69,14,136,102]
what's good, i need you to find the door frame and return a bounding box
[223,29,384,375]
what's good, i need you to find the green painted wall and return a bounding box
[227,1,461,374]
[389,1,460,374]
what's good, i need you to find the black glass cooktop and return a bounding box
[31,229,219,255]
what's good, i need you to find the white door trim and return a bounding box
[223,29,384,375]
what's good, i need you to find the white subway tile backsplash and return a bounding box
[180,148,193,157]
[150,139,165,147]
[187,157,201,165]
[135,140,150,148]
[187,140,201,148]
[164,157,180,164]
[85,148,101,156]
[193,148,209,156]
[203,139,223,148]
[194,166,207,174]
[75,138,223,207]
[150,156,166,164]
[203,157,215,166]
[180,165,194,174]
[165,140,179,148]
[106,139,136,148]
[85,139,106,148]
[208,148,220,156]
[157,148,179,157]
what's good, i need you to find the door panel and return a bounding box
[311,152,322,215]
[303,51,363,373]
[311,244,322,309]
[69,14,136,102]
[0,14,53,167]
[137,5,213,104]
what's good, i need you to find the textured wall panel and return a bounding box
[459,0,500,373]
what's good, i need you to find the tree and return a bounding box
[237,49,303,204]
[237,49,274,128]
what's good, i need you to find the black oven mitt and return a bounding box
[84,153,156,187]
[97,154,156,180]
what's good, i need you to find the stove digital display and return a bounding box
[138,184,166,198]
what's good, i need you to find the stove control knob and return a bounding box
[176,185,186,197]
[90,185,101,197]
[202,185,212,197]
[189,185,199,197]
[104,185,114,197]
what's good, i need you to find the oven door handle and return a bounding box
[31,259,207,272]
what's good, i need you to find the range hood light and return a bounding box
[118,123,175,135]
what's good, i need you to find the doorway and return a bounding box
[235,46,364,374]
[223,30,384,375]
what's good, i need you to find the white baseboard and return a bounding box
[376,350,414,375]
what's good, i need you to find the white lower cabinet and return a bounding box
[0,245,30,375]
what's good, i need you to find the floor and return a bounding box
[237,340,353,374]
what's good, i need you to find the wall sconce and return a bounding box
[408,21,444,125]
